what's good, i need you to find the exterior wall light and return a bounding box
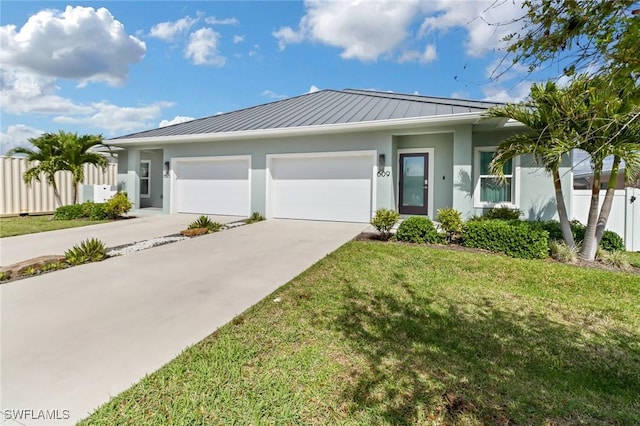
[164,161,170,177]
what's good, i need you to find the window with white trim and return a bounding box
[474,148,514,207]
[140,160,150,198]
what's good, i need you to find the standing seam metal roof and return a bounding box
[112,89,502,140]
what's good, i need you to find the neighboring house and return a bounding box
[573,167,640,190]
[106,89,573,222]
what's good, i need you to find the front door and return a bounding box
[399,153,429,215]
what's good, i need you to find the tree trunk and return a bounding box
[71,179,78,205]
[595,156,621,244]
[579,165,602,261]
[552,169,576,248]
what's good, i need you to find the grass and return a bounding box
[627,251,640,268]
[81,242,640,425]
[0,215,106,238]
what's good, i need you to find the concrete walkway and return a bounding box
[0,219,368,425]
[0,213,241,266]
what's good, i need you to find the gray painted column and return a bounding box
[126,149,140,209]
[452,125,474,218]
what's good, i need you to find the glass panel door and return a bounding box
[399,153,428,215]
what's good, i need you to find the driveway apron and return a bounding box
[0,219,368,425]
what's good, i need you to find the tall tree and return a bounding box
[485,81,577,248]
[561,75,640,260]
[503,0,640,77]
[486,76,640,261]
[8,131,108,206]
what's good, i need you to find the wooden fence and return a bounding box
[0,156,117,216]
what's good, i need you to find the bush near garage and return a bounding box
[104,192,132,219]
[462,219,549,259]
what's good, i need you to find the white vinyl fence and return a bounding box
[572,188,640,252]
[0,156,117,216]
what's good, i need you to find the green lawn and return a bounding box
[81,242,640,425]
[0,215,107,238]
[627,251,640,268]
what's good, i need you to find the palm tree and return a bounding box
[486,75,640,261]
[8,131,108,206]
[564,75,640,260]
[485,81,578,248]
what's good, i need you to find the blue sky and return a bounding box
[1,1,563,155]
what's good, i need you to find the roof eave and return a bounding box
[105,112,484,146]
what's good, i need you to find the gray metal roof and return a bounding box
[112,89,501,140]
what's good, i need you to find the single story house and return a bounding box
[106,89,573,223]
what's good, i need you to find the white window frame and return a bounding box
[473,147,520,209]
[140,160,151,199]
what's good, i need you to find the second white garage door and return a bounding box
[172,156,250,216]
[268,152,375,223]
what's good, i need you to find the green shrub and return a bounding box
[371,209,400,240]
[600,230,625,252]
[395,216,441,244]
[65,238,107,265]
[0,271,8,281]
[436,208,463,243]
[533,220,624,251]
[104,192,132,219]
[485,206,522,220]
[462,219,549,259]
[88,203,108,220]
[245,212,266,224]
[188,215,223,232]
[53,204,85,220]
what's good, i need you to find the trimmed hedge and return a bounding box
[531,220,625,252]
[462,219,549,259]
[395,216,442,244]
[53,204,85,220]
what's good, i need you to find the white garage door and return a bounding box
[268,153,374,222]
[173,157,250,216]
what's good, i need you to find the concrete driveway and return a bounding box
[0,219,368,425]
[1,213,240,266]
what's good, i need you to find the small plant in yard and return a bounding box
[65,238,107,265]
[245,212,266,224]
[395,216,441,244]
[597,249,631,271]
[550,240,578,263]
[485,206,522,220]
[462,219,549,259]
[104,192,132,219]
[188,216,223,232]
[371,208,399,240]
[22,266,40,276]
[53,204,85,220]
[436,207,463,243]
[0,271,8,281]
[42,261,67,272]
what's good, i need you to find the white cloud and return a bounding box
[273,26,306,51]
[205,17,239,26]
[0,5,145,87]
[55,101,174,133]
[184,28,225,66]
[275,0,422,61]
[398,44,437,63]
[149,16,198,41]
[261,90,287,100]
[0,69,94,115]
[482,81,533,103]
[419,0,524,57]
[233,35,245,44]
[248,44,260,57]
[274,0,523,62]
[307,85,320,93]
[0,124,44,155]
[159,115,195,128]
